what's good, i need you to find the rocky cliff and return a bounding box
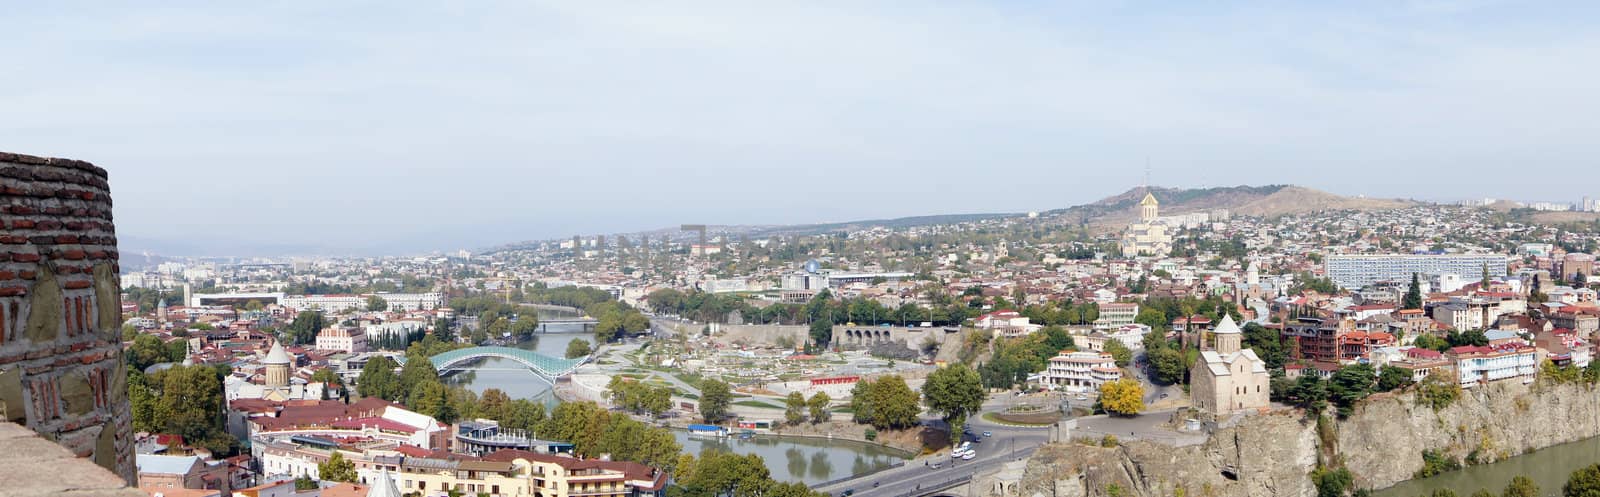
[1015,381,1600,497]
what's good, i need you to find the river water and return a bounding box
[1374,436,1600,497]
[675,432,908,485]
[443,319,909,484]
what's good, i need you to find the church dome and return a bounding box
[264,340,292,365]
[1213,314,1242,335]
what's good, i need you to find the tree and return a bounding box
[286,311,325,345]
[862,375,921,430]
[1289,374,1329,411]
[1403,273,1424,310]
[357,355,401,401]
[318,451,358,483]
[1329,363,1376,416]
[1099,378,1145,416]
[699,379,733,423]
[295,476,318,490]
[1504,475,1538,497]
[1103,340,1133,367]
[807,392,831,423]
[1148,346,1186,385]
[1567,463,1600,497]
[922,364,984,442]
[310,368,343,400]
[784,392,807,425]
[366,295,389,312]
[566,338,593,359]
[809,320,833,349]
[1376,365,1413,392]
[1241,322,1287,370]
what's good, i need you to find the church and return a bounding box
[1119,191,1173,257]
[1190,315,1270,415]
[224,340,326,402]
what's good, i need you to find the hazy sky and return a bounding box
[5,1,1598,255]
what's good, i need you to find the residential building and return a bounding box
[1093,302,1139,330]
[1325,254,1509,290]
[1448,344,1538,387]
[136,454,230,496]
[1043,351,1121,392]
[316,326,370,354]
[1281,317,1355,362]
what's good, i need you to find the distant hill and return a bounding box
[1047,184,1418,227]
[751,212,1020,237]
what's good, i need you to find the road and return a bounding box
[815,398,1050,497]
[1132,352,1181,405]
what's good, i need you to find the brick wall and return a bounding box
[0,152,134,484]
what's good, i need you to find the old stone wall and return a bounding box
[0,152,133,484]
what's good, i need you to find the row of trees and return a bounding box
[1274,363,1416,417]
[783,392,832,425]
[607,377,673,417]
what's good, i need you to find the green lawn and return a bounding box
[733,400,781,409]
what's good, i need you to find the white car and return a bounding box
[961,452,976,460]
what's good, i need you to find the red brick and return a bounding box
[8,205,34,215]
[55,235,80,244]
[11,219,34,229]
[0,287,24,297]
[18,270,34,280]
[61,250,86,260]
[0,271,13,280]
[12,253,39,262]
[64,280,92,290]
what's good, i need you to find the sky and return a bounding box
[5,1,1599,256]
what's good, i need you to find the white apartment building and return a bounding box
[1093,302,1139,330]
[1449,344,1537,387]
[1043,351,1121,393]
[316,327,369,354]
[1326,254,1509,290]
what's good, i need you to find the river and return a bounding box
[675,432,908,485]
[443,319,910,484]
[1375,436,1600,497]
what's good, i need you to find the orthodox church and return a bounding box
[1190,315,1270,415]
[1119,191,1174,257]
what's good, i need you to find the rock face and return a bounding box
[0,152,132,484]
[1015,381,1600,497]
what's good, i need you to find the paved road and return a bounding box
[816,398,1050,497]
[1132,352,1181,404]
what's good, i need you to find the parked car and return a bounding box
[982,431,992,437]
[962,452,976,460]
[841,490,854,497]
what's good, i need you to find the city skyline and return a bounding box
[6,1,1600,254]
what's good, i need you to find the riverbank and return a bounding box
[662,417,926,454]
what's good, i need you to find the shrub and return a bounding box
[1416,449,1463,478]
[1101,435,1119,448]
[1416,373,1461,411]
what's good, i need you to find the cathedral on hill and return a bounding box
[1119,191,1174,257]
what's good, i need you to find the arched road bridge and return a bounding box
[428,346,589,379]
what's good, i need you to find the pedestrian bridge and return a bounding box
[429,346,588,378]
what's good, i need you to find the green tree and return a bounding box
[807,392,831,423]
[1241,322,1287,370]
[1148,346,1186,385]
[1376,365,1413,392]
[398,353,441,394]
[1289,374,1329,411]
[1099,378,1145,416]
[357,355,401,401]
[1504,475,1538,497]
[286,310,325,345]
[1103,339,1133,367]
[1329,363,1376,417]
[566,338,593,359]
[310,368,343,400]
[809,320,834,349]
[1403,273,1424,310]
[784,392,807,425]
[1567,463,1600,497]
[366,295,389,312]
[295,476,318,490]
[319,451,358,482]
[922,364,984,443]
[864,375,922,430]
[699,379,733,423]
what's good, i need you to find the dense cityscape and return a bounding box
[9,169,1600,497]
[7,4,1600,497]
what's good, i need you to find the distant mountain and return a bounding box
[750,212,1020,237]
[1046,184,1418,227]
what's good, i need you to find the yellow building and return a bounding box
[355,450,668,497]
